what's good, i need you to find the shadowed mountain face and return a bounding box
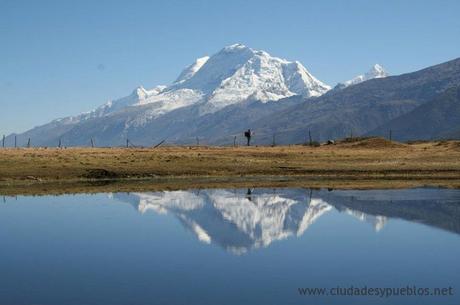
[113,188,460,254]
[366,86,460,141]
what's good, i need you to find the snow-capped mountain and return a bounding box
[171,43,331,114]
[335,64,388,89]
[7,44,333,147]
[59,44,331,123]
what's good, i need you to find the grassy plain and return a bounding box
[1,138,459,195]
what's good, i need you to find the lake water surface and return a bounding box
[0,188,459,305]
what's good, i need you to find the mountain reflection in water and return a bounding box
[112,188,460,254]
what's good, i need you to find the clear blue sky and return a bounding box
[1,0,459,134]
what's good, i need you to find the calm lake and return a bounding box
[0,188,459,305]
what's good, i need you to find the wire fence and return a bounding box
[0,128,448,149]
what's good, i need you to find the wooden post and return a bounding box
[58,138,62,148]
[153,139,165,148]
[2,135,4,148]
[272,134,276,147]
[14,136,17,148]
[233,136,237,147]
[27,138,31,148]
[308,130,312,146]
[126,139,129,148]
[90,138,94,148]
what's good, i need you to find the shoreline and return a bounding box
[1,175,460,196]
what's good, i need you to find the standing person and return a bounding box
[244,129,252,146]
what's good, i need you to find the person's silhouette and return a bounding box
[244,129,252,146]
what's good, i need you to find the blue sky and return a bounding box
[1,0,459,134]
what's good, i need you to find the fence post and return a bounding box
[2,135,4,148]
[196,137,200,146]
[308,130,312,146]
[58,138,61,148]
[389,129,392,141]
[14,136,17,148]
[126,139,129,148]
[233,136,237,147]
[90,138,94,148]
[27,138,31,148]
[272,134,276,147]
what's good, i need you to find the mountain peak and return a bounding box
[221,43,250,52]
[166,44,330,114]
[132,86,148,99]
[367,64,388,78]
[336,63,389,89]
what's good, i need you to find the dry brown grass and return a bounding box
[1,138,459,194]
